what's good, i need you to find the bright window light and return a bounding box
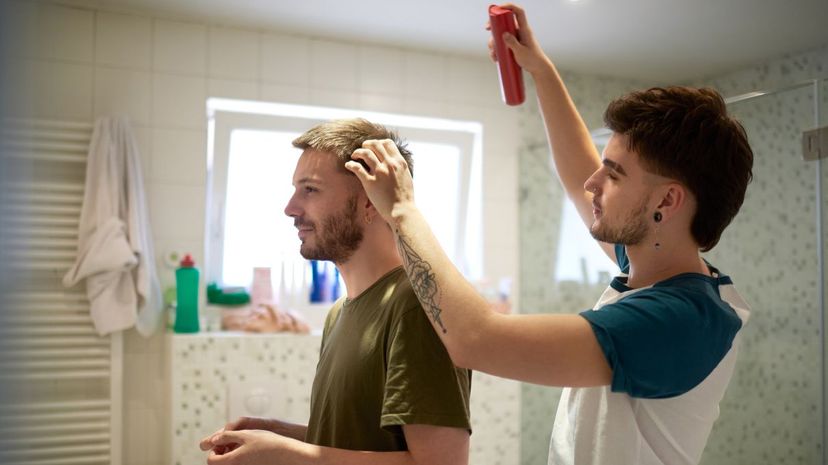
[222,130,303,287]
[207,98,483,306]
[408,141,461,262]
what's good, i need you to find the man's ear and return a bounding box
[655,182,686,220]
[360,192,380,223]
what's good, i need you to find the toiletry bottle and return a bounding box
[489,4,525,105]
[174,254,199,333]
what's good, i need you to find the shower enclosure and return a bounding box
[518,77,828,465]
[701,78,828,465]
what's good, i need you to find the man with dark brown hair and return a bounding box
[200,119,471,465]
[346,5,753,465]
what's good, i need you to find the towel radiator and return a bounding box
[0,118,123,465]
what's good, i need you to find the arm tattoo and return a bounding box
[396,233,448,334]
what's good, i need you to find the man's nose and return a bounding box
[284,194,300,218]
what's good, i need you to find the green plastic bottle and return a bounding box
[174,254,200,333]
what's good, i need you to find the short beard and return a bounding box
[299,196,364,264]
[589,196,650,246]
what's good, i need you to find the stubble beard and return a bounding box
[589,196,651,246]
[298,196,364,264]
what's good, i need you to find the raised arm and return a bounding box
[494,4,613,259]
[346,140,611,387]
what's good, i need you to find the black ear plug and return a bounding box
[653,211,662,223]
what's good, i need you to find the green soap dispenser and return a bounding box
[174,254,199,333]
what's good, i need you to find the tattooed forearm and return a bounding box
[396,233,447,334]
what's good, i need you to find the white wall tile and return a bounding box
[154,19,207,74]
[124,407,151,465]
[483,154,518,202]
[403,51,448,100]
[310,88,358,109]
[152,73,207,129]
[2,59,38,117]
[359,93,404,113]
[32,62,93,120]
[124,324,166,356]
[95,11,151,69]
[151,128,207,185]
[208,26,258,80]
[94,67,152,124]
[41,3,94,62]
[1,0,41,59]
[123,406,163,465]
[131,125,153,185]
[148,184,206,240]
[260,33,310,86]
[481,113,520,202]
[447,55,500,106]
[401,95,449,117]
[358,45,403,95]
[260,83,310,104]
[484,199,519,249]
[310,39,357,90]
[124,352,165,405]
[483,243,519,283]
[208,78,259,100]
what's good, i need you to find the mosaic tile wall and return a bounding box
[517,47,828,464]
[167,333,521,465]
[695,47,828,465]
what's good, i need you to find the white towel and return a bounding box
[63,116,163,336]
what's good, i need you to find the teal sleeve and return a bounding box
[580,285,742,398]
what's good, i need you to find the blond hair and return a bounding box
[292,118,413,176]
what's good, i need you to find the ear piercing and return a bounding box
[653,211,662,250]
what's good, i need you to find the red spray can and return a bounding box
[489,5,525,106]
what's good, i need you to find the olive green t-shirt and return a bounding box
[305,266,472,451]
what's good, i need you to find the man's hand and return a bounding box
[347,139,416,226]
[487,4,552,76]
[199,417,306,453]
[206,430,309,465]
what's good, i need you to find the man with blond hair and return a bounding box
[200,119,471,465]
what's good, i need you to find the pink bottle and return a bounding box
[250,267,273,307]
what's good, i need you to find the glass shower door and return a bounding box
[701,83,823,465]
[821,77,827,465]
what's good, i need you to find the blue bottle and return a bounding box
[174,254,199,333]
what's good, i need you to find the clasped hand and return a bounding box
[199,418,304,465]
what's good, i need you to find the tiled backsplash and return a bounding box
[167,333,520,465]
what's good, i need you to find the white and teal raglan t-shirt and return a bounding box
[549,245,750,465]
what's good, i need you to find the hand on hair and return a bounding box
[347,139,416,226]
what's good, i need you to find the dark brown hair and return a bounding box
[603,86,754,252]
[292,118,413,176]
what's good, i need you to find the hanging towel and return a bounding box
[63,116,163,336]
